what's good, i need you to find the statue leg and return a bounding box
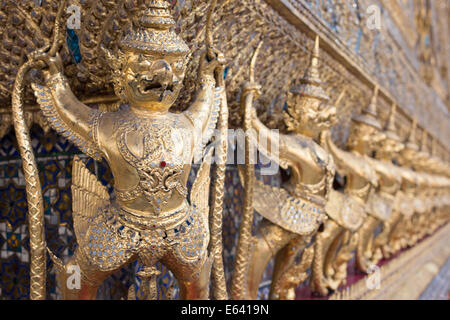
[425,210,431,235]
[389,217,402,254]
[380,210,402,258]
[246,218,297,300]
[269,234,313,300]
[324,227,346,279]
[428,209,438,234]
[332,230,358,288]
[407,213,419,246]
[57,248,117,300]
[420,211,429,238]
[433,208,444,232]
[429,209,436,233]
[160,246,212,300]
[400,216,412,248]
[328,232,351,291]
[160,210,214,300]
[414,212,425,244]
[356,215,380,273]
[371,215,394,263]
[310,219,343,296]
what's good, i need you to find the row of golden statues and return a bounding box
[11,1,450,300]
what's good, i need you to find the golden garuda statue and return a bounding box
[367,103,408,260]
[343,87,388,274]
[425,140,450,234]
[362,103,404,268]
[232,36,336,300]
[387,120,421,253]
[413,133,435,242]
[397,120,432,247]
[318,86,383,293]
[12,0,229,300]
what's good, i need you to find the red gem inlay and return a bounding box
[160,161,167,168]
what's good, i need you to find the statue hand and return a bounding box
[199,49,226,86]
[27,44,51,62]
[242,82,261,99]
[240,82,260,120]
[38,53,64,80]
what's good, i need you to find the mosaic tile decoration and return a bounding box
[0,127,279,299]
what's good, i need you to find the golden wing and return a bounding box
[190,147,215,219]
[71,155,110,248]
[237,165,283,218]
[237,167,323,235]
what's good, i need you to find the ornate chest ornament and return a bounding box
[115,114,188,211]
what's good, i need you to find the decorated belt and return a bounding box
[84,203,201,271]
[110,201,192,234]
[325,189,366,231]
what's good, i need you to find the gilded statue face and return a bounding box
[347,122,384,154]
[123,51,187,112]
[285,93,337,138]
[376,136,404,160]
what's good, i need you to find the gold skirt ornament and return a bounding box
[81,202,209,273]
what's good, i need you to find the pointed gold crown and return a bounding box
[289,36,329,102]
[352,86,382,130]
[384,104,401,142]
[120,0,189,56]
[405,119,419,151]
